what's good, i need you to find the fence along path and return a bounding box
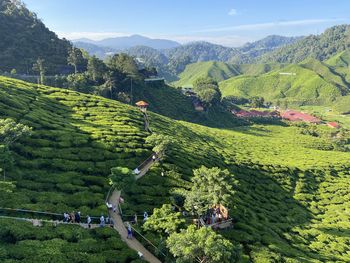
[107,153,161,263]
[0,215,100,229]
[0,154,161,262]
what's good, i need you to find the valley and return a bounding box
[1,1,350,262]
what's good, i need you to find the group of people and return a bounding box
[99,215,115,228]
[63,211,81,223]
[203,206,224,225]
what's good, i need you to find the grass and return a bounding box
[172,61,285,88]
[1,76,350,262]
[219,62,345,107]
[0,218,141,262]
[172,61,240,87]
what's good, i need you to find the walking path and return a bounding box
[108,190,161,263]
[1,154,161,262]
[0,215,100,229]
[107,154,161,263]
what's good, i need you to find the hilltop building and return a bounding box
[281,110,321,123]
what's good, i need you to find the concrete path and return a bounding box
[108,190,161,263]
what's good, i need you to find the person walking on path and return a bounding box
[152,154,157,162]
[143,211,148,222]
[127,222,133,239]
[63,212,68,223]
[87,215,91,229]
[100,215,105,227]
[75,211,81,223]
[131,214,137,225]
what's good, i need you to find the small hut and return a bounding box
[135,101,149,113]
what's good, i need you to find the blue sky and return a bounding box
[24,0,350,46]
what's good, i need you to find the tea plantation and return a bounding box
[1,76,350,262]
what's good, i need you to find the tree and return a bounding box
[184,166,238,216]
[107,53,139,77]
[167,225,235,263]
[0,119,32,146]
[87,55,106,82]
[66,73,94,93]
[109,166,135,192]
[145,133,174,160]
[193,77,221,107]
[250,96,265,108]
[143,204,185,235]
[32,58,46,85]
[0,118,31,180]
[67,47,87,74]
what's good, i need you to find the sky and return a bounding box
[23,0,350,47]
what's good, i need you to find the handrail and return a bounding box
[128,223,167,258]
[0,215,100,227]
[105,184,116,204]
[136,152,156,171]
[0,207,99,220]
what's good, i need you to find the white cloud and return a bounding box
[55,31,130,41]
[228,9,237,16]
[195,18,347,33]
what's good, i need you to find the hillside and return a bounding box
[73,41,116,59]
[219,57,349,107]
[260,24,350,63]
[173,61,240,87]
[0,0,72,74]
[230,35,303,63]
[1,77,350,261]
[173,61,286,87]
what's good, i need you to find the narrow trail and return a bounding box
[0,215,100,229]
[107,155,162,263]
[1,154,161,261]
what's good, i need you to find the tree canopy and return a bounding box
[143,204,185,235]
[184,166,238,216]
[166,225,235,263]
[145,133,174,159]
[193,77,221,107]
[109,166,135,191]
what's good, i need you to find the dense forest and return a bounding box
[0,0,73,74]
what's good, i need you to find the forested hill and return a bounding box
[0,0,72,74]
[259,24,350,63]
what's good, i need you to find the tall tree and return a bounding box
[87,55,106,82]
[143,204,185,235]
[32,58,46,85]
[107,53,139,77]
[67,47,87,73]
[0,119,31,180]
[193,77,221,107]
[167,225,235,263]
[184,166,238,216]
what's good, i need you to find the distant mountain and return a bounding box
[230,35,303,63]
[0,0,72,74]
[116,36,300,79]
[259,25,350,63]
[73,34,181,50]
[74,41,116,59]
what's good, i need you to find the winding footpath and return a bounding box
[108,156,162,263]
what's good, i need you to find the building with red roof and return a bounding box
[281,110,321,123]
[327,122,341,129]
